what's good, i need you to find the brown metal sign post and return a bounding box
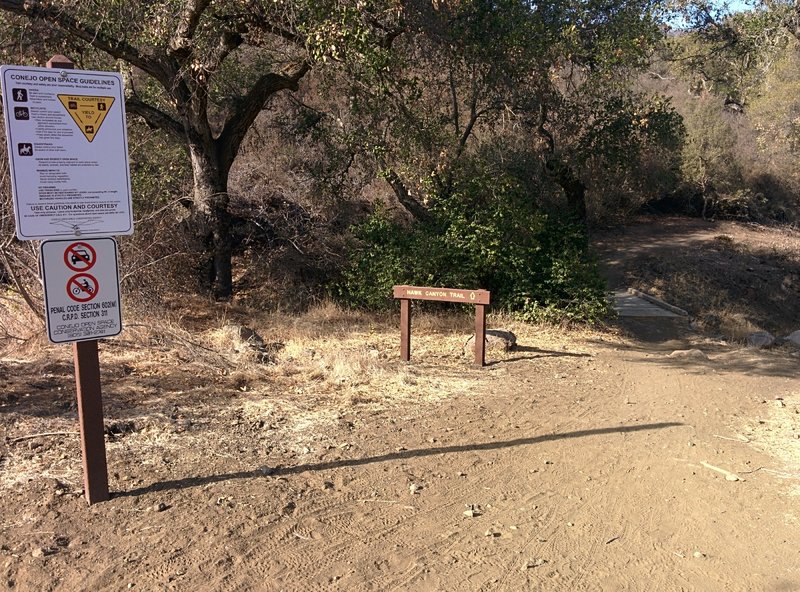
[47,56,110,504]
[73,340,109,503]
[393,285,491,366]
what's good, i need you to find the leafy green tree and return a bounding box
[328,0,679,223]
[680,96,742,217]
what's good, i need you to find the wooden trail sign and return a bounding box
[393,285,491,366]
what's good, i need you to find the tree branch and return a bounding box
[170,0,212,57]
[382,167,431,222]
[125,96,186,140]
[206,29,244,74]
[0,0,174,88]
[217,61,310,171]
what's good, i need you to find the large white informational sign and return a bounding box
[1,65,133,240]
[40,237,122,344]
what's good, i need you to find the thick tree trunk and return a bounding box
[189,145,233,300]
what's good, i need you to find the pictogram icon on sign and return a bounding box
[57,94,115,142]
[67,273,98,302]
[64,241,97,272]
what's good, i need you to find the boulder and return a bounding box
[746,331,775,349]
[463,329,517,356]
[785,330,800,348]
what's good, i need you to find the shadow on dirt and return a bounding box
[486,345,593,366]
[115,421,684,497]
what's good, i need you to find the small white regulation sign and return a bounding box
[40,237,122,343]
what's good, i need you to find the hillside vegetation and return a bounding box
[0,1,798,334]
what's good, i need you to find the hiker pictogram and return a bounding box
[67,273,99,302]
[57,94,115,142]
[12,88,27,102]
[64,241,97,272]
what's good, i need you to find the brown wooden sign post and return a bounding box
[393,285,491,366]
[47,56,110,504]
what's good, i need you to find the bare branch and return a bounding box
[0,248,43,321]
[206,29,244,74]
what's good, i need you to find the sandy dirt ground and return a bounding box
[1,218,799,591]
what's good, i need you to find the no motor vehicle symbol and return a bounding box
[64,241,97,272]
[67,273,99,302]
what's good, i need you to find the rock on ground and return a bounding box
[463,329,517,356]
[746,332,775,349]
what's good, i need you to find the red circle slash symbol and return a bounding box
[67,273,99,302]
[64,242,97,272]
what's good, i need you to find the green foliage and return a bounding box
[337,164,609,324]
[680,97,741,196]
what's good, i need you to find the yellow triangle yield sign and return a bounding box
[57,94,115,142]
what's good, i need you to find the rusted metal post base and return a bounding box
[474,304,486,367]
[73,340,109,504]
[400,299,411,362]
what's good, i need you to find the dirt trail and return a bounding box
[2,217,800,591]
[2,330,799,591]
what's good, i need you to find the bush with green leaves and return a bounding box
[337,165,609,324]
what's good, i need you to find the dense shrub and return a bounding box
[336,165,609,323]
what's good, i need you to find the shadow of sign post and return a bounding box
[393,285,491,366]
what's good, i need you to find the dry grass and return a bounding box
[0,298,595,492]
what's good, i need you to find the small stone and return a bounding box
[724,474,741,482]
[523,558,548,570]
[484,529,500,537]
[409,483,421,495]
[544,460,553,465]
[457,471,466,477]
[567,522,574,527]
[668,349,709,360]
[154,502,168,512]
[693,551,706,558]
[464,509,480,518]
[31,548,44,558]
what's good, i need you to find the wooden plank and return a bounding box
[474,304,486,367]
[400,298,411,362]
[392,285,490,305]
